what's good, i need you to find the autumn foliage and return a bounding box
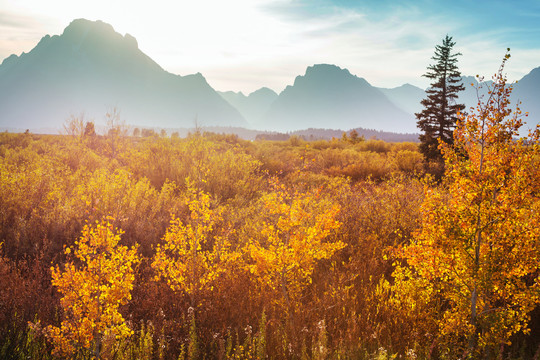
[390,52,540,358]
[245,180,344,322]
[47,220,139,358]
[152,183,234,305]
[1,56,540,359]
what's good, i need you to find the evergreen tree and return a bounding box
[416,35,465,163]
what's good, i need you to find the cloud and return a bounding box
[250,0,540,89]
[0,10,57,59]
[248,2,454,88]
[0,11,42,29]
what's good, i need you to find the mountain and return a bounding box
[378,83,425,115]
[218,87,278,126]
[378,74,540,129]
[2,19,538,134]
[259,64,417,133]
[378,77,489,120]
[456,73,540,130]
[457,75,497,111]
[512,67,540,126]
[0,19,246,130]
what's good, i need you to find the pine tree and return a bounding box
[416,35,465,163]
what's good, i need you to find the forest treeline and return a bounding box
[2,63,540,359]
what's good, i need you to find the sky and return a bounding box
[1,0,540,94]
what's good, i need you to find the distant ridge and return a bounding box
[373,73,540,132]
[218,87,278,126]
[512,67,540,125]
[258,64,417,133]
[378,84,425,115]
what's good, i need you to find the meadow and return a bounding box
[1,102,539,359]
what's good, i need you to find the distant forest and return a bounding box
[155,126,419,142]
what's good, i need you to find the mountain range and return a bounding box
[1,19,539,135]
[0,19,246,130]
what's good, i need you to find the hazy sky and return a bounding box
[1,0,540,94]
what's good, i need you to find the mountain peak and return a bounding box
[63,18,115,37]
[1,54,18,67]
[123,33,138,49]
[521,66,540,82]
[264,64,414,132]
[295,63,369,89]
[304,64,354,80]
[307,63,350,74]
[60,18,139,51]
[249,87,277,98]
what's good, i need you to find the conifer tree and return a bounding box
[416,35,465,163]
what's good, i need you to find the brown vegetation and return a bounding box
[1,74,539,360]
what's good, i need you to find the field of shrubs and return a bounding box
[1,120,539,359]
